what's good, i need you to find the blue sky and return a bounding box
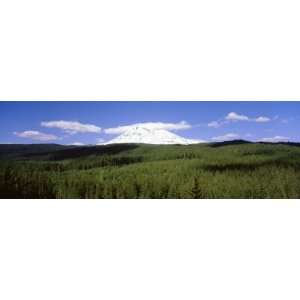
[0,101,299,144]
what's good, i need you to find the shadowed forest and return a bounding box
[1,141,300,199]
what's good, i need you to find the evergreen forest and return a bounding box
[1,141,300,199]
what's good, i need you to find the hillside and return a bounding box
[1,141,300,199]
[0,144,73,159]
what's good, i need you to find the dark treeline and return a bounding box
[1,142,300,199]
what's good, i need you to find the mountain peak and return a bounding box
[104,126,204,145]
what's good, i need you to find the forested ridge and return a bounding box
[1,142,300,199]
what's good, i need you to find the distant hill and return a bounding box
[0,144,72,159]
[0,143,140,160]
[35,144,140,160]
[259,142,300,147]
[209,139,252,148]
[2,141,300,161]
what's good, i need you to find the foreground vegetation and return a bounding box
[1,141,300,198]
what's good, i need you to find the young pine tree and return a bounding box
[191,177,203,199]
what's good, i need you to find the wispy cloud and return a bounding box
[225,112,249,121]
[255,116,271,123]
[207,121,222,128]
[226,112,271,123]
[96,138,105,145]
[14,130,59,141]
[211,133,240,142]
[208,112,271,128]
[41,120,101,134]
[104,121,191,134]
[259,136,289,143]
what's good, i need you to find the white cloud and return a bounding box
[211,133,240,142]
[273,115,293,124]
[96,138,105,145]
[41,120,101,134]
[104,121,191,134]
[207,121,222,128]
[14,131,59,141]
[225,112,271,123]
[255,116,271,123]
[225,112,249,121]
[209,112,271,127]
[259,136,289,143]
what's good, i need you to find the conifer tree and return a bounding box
[191,177,203,199]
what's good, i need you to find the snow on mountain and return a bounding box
[103,125,204,145]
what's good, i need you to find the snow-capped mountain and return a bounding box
[104,126,203,145]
